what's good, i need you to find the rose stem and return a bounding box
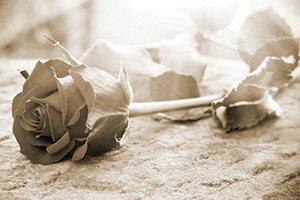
[43,35,80,66]
[129,93,223,117]
[204,33,239,51]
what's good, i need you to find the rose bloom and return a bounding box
[12,59,133,164]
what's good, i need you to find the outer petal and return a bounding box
[87,115,128,153]
[115,118,131,148]
[118,64,133,104]
[43,59,73,78]
[22,61,57,95]
[72,114,128,160]
[12,93,22,117]
[13,118,48,164]
[70,65,128,129]
[55,75,86,126]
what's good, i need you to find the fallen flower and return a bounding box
[12,59,132,164]
[12,36,223,164]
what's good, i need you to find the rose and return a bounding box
[12,59,133,164]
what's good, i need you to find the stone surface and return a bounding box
[1,58,299,199]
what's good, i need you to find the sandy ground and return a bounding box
[1,58,300,200]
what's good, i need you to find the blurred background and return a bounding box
[0,0,299,59]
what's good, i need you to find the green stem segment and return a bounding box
[129,93,223,117]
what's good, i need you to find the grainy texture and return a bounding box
[1,59,300,199]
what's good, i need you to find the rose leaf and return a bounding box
[150,71,200,101]
[212,57,296,131]
[146,34,207,83]
[238,7,294,71]
[81,40,170,102]
[241,37,299,72]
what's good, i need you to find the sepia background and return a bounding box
[1,0,300,199]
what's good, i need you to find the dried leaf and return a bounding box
[146,34,207,83]
[150,71,200,101]
[238,7,295,71]
[212,57,297,131]
[240,37,299,72]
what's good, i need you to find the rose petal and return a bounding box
[72,141,88,161]
[115,118,130,148]
[31,90,61,111]
[70,65,128,129]
[68,105,89,139]
[26,131,52,147]
[29,91,66,142]
[86,114,128,155]
[39,139,75,165]
[43,59,73,78]
[55,75,86,125]
[22,61,57,95]
[72,115,128,161]
[20,101,47,134]
[12,93,22,117]
[13,83,57,117]
[13,118,48,163]
[46,104,67,142]
[46,132,71,154]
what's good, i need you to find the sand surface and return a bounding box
[1,58,300,199]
